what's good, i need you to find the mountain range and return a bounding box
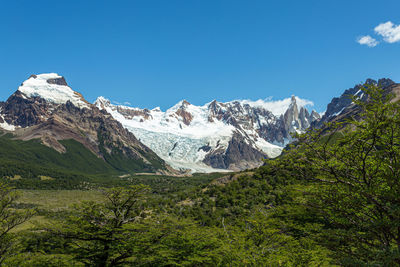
[95,95,319,172]
[0,73,397,174]
[0,74,169,176]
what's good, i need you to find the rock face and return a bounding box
[96,95,319,172]
[282,96,318,135]
[313,78,398,128]
[0,73,167,173]
[203,132,267,170]
[47,76,68,86]
[3,90,57,128]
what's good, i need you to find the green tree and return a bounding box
[131,216,227,266]
[289,83,400,265]
[0,182,34,264]
[48,185,149,267]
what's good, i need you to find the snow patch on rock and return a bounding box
[0,113,15,131]
[18,73,89,108]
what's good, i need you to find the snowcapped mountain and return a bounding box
[18,74,90,109]
[0,73,169,174]
[95,95,319,172]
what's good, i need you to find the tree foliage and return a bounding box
[287,84,400,265]
[49,185,149,266]
[0,182,34,264]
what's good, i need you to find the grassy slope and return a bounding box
[12,171,228,231]
[97,130,166,172]
[13,190,104,232]
[0,132,170,188]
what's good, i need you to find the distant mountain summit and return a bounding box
[18,73,90,108]
[313,78,399,128]
[0,73,168,174]
[95,94,319,172]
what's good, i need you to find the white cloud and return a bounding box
[374,21,400,43]
[236,96,314,116]
[112,100,132,106]
[357,35,379,47]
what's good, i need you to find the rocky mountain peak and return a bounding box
[181,100,191,107]
[208,99,218,110]
[310,110,321,121]
[378,78,395,88]
[170,100,191,112]
[174,100,193,126]
[279,95,320,137]
[23,73,69,87]
[94,96,111,110]
[283,95,300,132]
[207,100,225,122]
[17,73,90,109]
[313,78,398,128]
[365,78,377,86]
[290,95,297,104]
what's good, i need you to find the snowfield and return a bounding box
[95,97,292,173]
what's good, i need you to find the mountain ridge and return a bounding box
[95,93,319,172]
[0,73,170,175]
[1,73,396,174]
[313,78,399,128]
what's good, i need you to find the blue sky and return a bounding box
[0,0,399,112]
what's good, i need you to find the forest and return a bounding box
[1,84,400,266]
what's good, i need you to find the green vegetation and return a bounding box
[0,134,167,190]
[2,83,400,265]
[97,130,165,173]
[0,183,34,264]
[286,85,400,265]
[0,136,113,174]
[48,185,149,266]
[0,133,226,190]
